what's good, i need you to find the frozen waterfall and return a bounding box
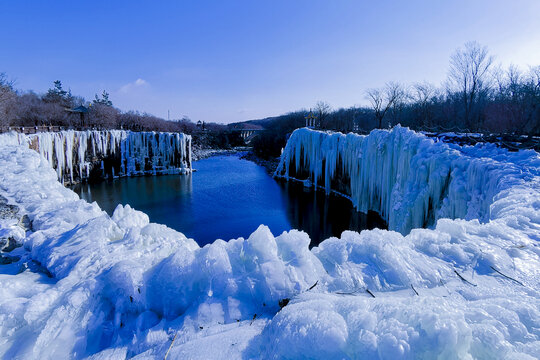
[0,130,192,183]
[275,126,538,234]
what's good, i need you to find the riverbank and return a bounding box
[192,147,280,175]
[240,151,280,175]
[192,146,252,161]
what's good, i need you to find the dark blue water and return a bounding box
[73,154,386,246]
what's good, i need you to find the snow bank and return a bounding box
[0,130,191,183]
[275,126,540,234]
[0,128,539,359]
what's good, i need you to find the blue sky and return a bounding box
[1,1,539,123]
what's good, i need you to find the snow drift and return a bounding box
[0,130,192,184]
[0,127,539,359]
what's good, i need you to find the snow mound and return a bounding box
[0,127,539,359]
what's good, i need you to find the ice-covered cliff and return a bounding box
[275,126,538,234]
[0,130,192,184]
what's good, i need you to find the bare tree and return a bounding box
[488,64,540,133]
[314,101,331,128]
[447,41,494,130]
[366,82,404,129]
[0,73,16,127]
[14,92,70,127]
[502,65,525,130]
[522,66,540,134]
[410,82,437,128]
[388,84,408,126]
[0,73,14,101]
[86,103,119,129]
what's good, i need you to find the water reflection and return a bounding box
[277,181,387,247]
[72,154,386,247]
[75,174,194,228]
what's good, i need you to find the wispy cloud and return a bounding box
[119,78,149,93]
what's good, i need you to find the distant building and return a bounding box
[228,123,265,144]
[305,111,318,128]
[66,105,89,127]
[353,119,360,132]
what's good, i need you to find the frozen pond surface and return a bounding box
[73,153,386,246]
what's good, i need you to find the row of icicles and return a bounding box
[275,127,508,234]
[23,130,192,184]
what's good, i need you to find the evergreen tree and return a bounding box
[43,80,72,107]
[93,90,112,106]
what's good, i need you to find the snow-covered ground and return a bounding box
[0,127,539,359]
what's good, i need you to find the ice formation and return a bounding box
[275,126,539,234]
[0,130,191,183]
[0,127,539,359]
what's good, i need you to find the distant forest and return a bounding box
[0,77,245,148]
[1,42,539,156]
[249,42,540,158]
[0,77,210,133]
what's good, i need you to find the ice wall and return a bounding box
[0,130,191,183]
[275,126,538,234]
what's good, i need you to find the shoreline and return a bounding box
[240,151,280,176]
[192,147,280,176]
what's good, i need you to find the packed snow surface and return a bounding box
[0,130,191,183]
[0,127,539,359]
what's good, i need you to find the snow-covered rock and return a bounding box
[0,127,538,359]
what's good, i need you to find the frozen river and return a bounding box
[73,153,386,246]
